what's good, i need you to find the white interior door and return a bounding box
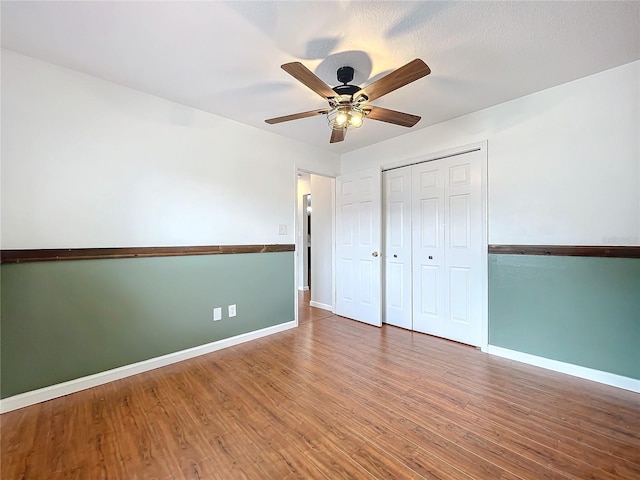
[336,168,382,327]
[412,149,485,346]
[383,167,412,329]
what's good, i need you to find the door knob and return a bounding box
[372,251,379,257]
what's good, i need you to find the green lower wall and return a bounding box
[4,251,636,398]
[1,252,294,398]
[489,254,640,380]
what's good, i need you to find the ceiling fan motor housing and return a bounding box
[332,66,368,100]
[337,66,355,84]
[332,84,361,96]
[332,66,361,97]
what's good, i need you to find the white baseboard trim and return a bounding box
[298,286,309,291]
[309,300,333,311]
[487,345,640,393]
[0,321,296,414]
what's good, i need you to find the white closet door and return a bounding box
[443,150,484,345]
[412,161,446,337]
[335,168,382,327]
[412,149,484,346]
[383,166,412,329]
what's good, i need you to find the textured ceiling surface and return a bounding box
[2,1,639,154]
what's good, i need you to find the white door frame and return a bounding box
[381,141,489,351]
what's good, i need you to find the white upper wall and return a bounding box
[1,50,340,249]
[342,61,640,246]
[4,51,638,249]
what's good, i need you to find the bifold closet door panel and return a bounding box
[382,166,412,329]
[442,153,484,346]
[411,162,447,338]
[411,150,484,346]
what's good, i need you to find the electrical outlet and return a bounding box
[278,224,287,235]
[213,307,222,321]
[228,304,237,317]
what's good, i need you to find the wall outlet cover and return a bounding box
[278,224,287,235]
[228,304,237,317]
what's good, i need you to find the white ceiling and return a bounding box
[2,1,639,154]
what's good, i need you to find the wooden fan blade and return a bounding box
[365,106,421,127]
[330,127,346,143]
[265,109,328,125]
[281,62,336,99]
[361,59,431,102]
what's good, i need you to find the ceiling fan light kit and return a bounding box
[326,94,367,130]
[265,58,431,143]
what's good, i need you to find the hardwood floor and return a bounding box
[2,291,639,479]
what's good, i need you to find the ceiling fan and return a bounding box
[265,59,431,144]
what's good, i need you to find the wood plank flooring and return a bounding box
[2,291,639,479]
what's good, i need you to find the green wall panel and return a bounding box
[489,254,640,380]
[1,252,294,398]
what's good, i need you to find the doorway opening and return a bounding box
[296,172,335,314]
[305,194,312,288]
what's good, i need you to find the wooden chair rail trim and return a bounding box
[4,244,637,263]
[489,244,640,259]
[0,244,295,264]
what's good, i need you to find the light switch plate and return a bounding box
[213,307,222,321]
